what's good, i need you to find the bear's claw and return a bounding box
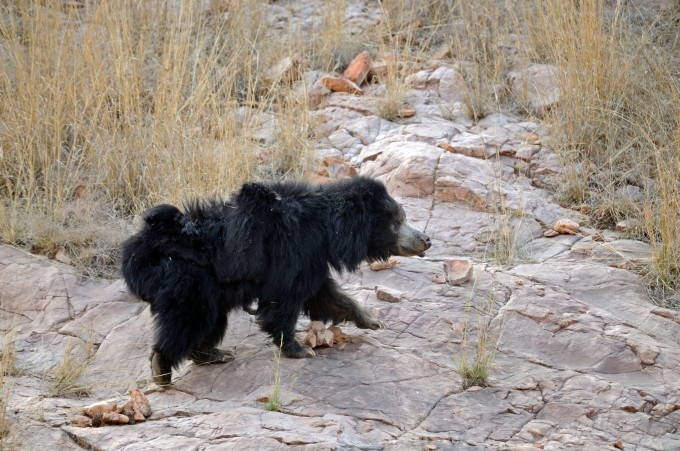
[281,341,316,358]
[151,352,173,387]
[355,317,384,330]
[189,347,235,364]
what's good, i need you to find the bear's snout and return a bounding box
[395,223,431,257]
[416,232,431,257]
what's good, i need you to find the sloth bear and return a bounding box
[121,177,431,386]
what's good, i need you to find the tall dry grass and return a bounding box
[0,0,326,275]
[456,293,501,389]
[520,0,680,305]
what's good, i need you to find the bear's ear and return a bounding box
[237,182,280,208]
[142,204,182,225]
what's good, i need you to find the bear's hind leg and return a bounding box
[189,306,235,364]
[150,350,173,387]
[149,270,227,386]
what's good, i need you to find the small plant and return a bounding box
[457,355,491,390]
[47,335,97,398]
[261,339,299,412]
[0,374,10,446]
[261,338,285,412]
[455,286,502,390]
[0,334,17,379]
[489,215,521,267]
[0,398,9,449]
[0,331,16,448]
[643,194,680,309]
[271,90,315,180]
[486,164,525,267]
[376,55,408,122]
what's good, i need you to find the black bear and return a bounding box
[121,177,431,386]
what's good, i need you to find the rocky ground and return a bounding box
[2,1,680,450]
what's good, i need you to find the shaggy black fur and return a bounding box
[121,177,431,386]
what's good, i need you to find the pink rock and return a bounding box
[375,286,401,303]
[443,259,473,285]
[83,400,117,418]
[553,219,580,235]
[343,51,370,85]
[321,76,364,95]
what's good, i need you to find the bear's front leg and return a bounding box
[257,301,315,358]
[305,278,385,330]
[280,338,315,358]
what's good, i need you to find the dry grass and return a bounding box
[47,335,97,398]
[0,334,14,446]
[489,215,522,267]
[263,344,284,412]
[520,1,680,303]
[261,340,298,413]
[455,285,503,390]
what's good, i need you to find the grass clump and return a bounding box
[47,336,97,398]
[0,336,14,446]
[376,55,408,122]
[489,216,521,267]
[455,286,502,390]
[264,351,284,413]
[457,357,491,390]
[261,341,297,413]
[0,334,17,379]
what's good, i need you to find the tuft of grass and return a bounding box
[0,334,17,379]
[0,396,9,448]
[374,2,413,122]
[446,2,510,121]
[263,342,284,412]
[456,357,491,390]
[47,336,97,398]
[270,89,316,180]
[642,140,680,309]
[0,326,18,447]
[0,349,12,446]
[376,54,408,122]
[485,158,525,267]
[262,339,299,412]
[489,215,521,267]
[455,286,502,390]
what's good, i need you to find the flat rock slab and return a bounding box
[1,243,679,450]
